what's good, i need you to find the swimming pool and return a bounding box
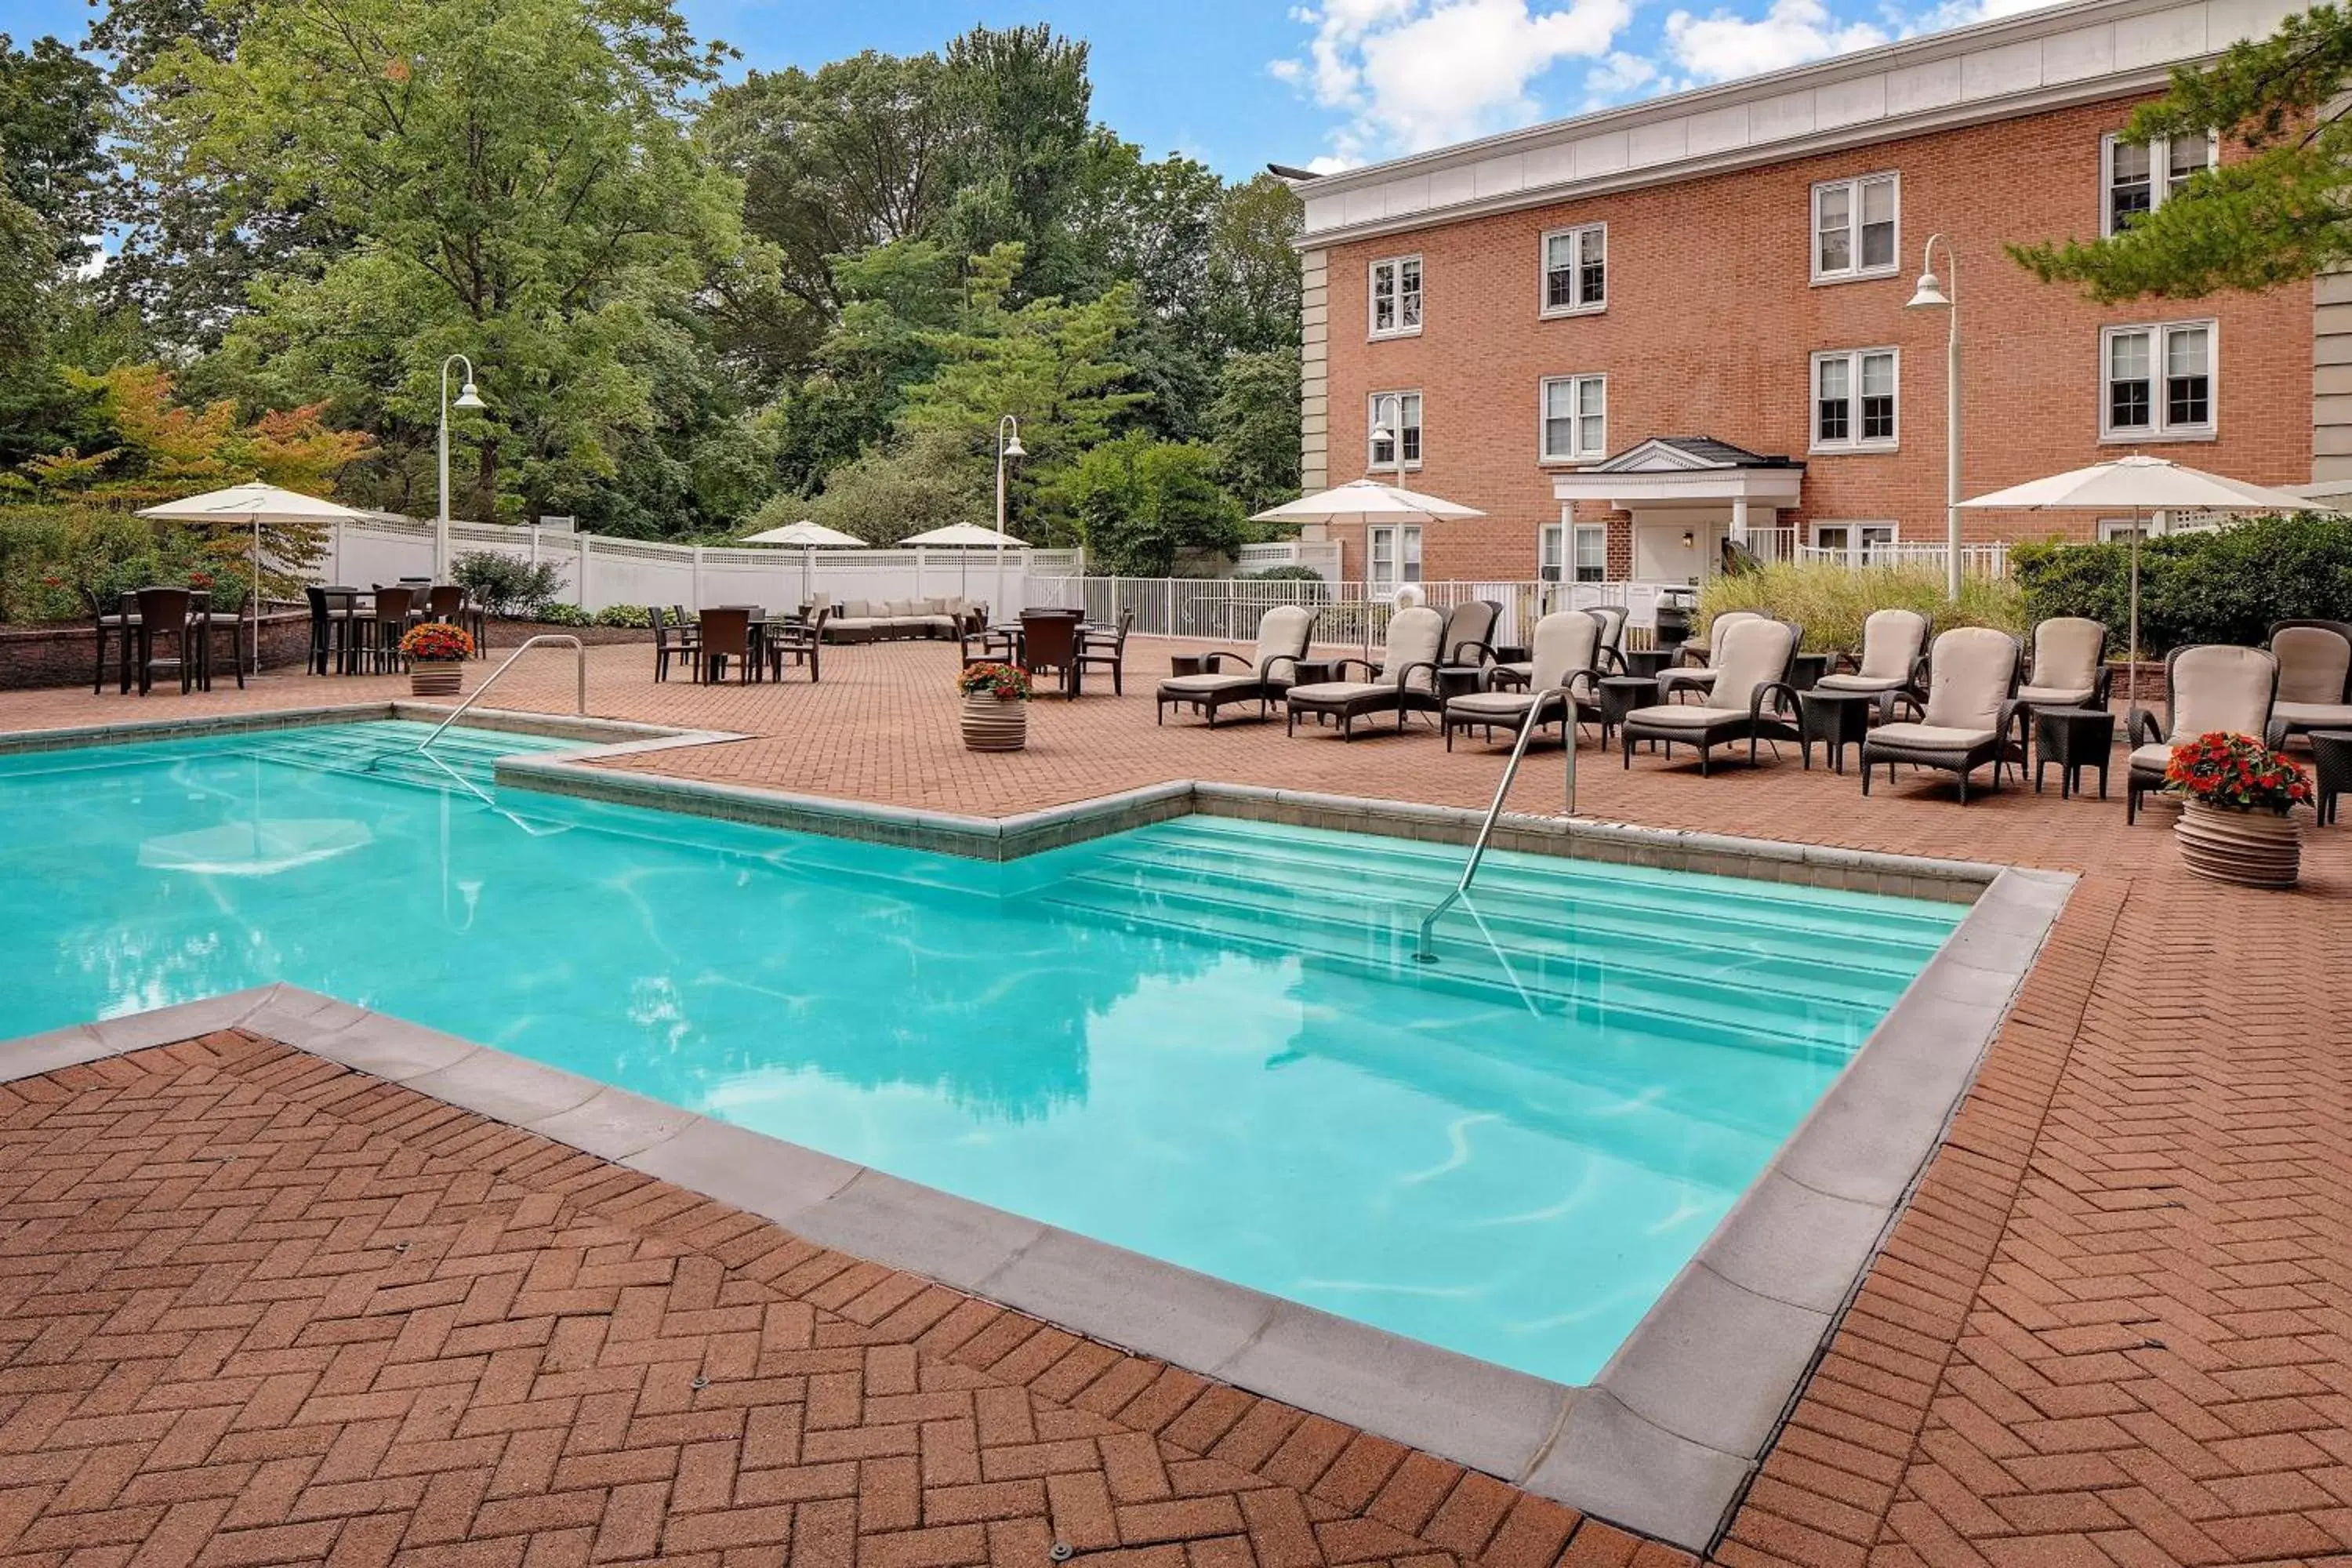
[0,720,1962,1385]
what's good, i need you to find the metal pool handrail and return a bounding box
[1414,684,1577,964]
[414,633,587,754]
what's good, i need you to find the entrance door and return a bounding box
[1631,512,1731,584]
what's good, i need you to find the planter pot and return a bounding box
[2174,799,2299,889]
[960,691,1027,752]
[410,661,463,698]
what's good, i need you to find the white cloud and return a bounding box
[1663,0,1889,82]
[1272,0,1635,162]
[1583,49,1659,103]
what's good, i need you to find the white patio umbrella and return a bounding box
[137,483,371,673]
[739,519,869,606]
[902,521,1027,612]
[1252,479,1487,652]
[1958,455,2328,706]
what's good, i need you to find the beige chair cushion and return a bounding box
[1441,600,1499,658]
[1710,618,1796,712]
[1588,604,1628,648]
[1626,703,1747,728]
[1287,681,1387,704]
[2031,617,2106,696]
[841,598,872,619]
[809,592,833,611]
[1871,721,1998,750]
[1855,608,1930,681]
[1815,672,1904,695]
[1379,607,1445,691]
[2166,645,2275,742]
[2274,700,2352,728]
[1527,611,1601,691]
[1254,605,1315,673]
[2273,626,2350,704]
[1161,673,1262,696]
[1494,660,1534,683]
[2016,684,2096,707]
[1447,690,1539,720]
[1691,610,1761,662]
[1920,627,2017,731]
[2129,742,2173,773]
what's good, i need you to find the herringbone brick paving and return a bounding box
[6,638,2352,1566]
[0,1034,1690,1568]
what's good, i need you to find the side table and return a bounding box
[1596,674,1661,748]
[2309,730,2352,826]
[1798,688,1876,774]
[1622,648,1675,679]
[2034,706,2116,800]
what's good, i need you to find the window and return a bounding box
[1369,524,1422,591]
[1541,224,1606,316]
[2098,517,2155,542]
[1369,256,1422,338]
[1574,524,1607,582]
[2102,131,2216,236]
[1538,523,1606,580]
[2103,321,2215,440]
[1368,390,1422,469]
[1539,523,1564,582]
[1539,375,1606,463]
[1811,521,1898,565]
[1811,348,1899,452]
[1813,173,1899,281]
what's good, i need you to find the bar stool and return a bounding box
[191,589,247,690]
[132,586,195,695]
[92,590,141,695]
[365,586,418,672]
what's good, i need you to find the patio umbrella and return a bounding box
[902,521,1027,612]
[1958,455,2328,708]
[739,519,869,606]
[137,483,371,674]
[1252,479,1487,652]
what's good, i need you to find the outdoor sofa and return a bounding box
[808,593,985,644]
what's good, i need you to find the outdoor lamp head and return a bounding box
[1369,423,1394,445]
[1905,272,1951,310]
[454,382,486,409]
[1002,434,1026,460]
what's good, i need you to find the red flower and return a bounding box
[2163,731,2309,815]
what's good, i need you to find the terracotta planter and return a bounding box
[960,691,1027,752]
[2174,800,2300,889]
[410,661,463,698]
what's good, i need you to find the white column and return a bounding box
[1730,494,1750,544]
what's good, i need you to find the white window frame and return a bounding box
[1368,524,1423,592]
[1810,521,1899,566]
[1537,374,1607,464]
[1368,255,1423,339]
[1573,523,1607,583]
[2100,320,2217,442]
[1539,523,1565,583]
[1809,347,1900,453]
[1540,223,1606,318]
[1810,172,1900,284]
[2100,130,2218,238]
[1368,390,1423,470]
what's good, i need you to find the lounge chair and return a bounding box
[1814,608,1930,716]
[2016,616,2112,710]
[1587,602,1629,671]
[1283,606,1446,739]
[1439,598,1502,667]
[1156,604,1316,727]
[2267,619,2352,740]
[2125,644,2282,823]
[1443,610,1606,751]
[1619,617,1803,775]
[1659,608,1762,702]
[1859,627,2024,804]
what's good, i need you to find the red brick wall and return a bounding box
[1317,93,2312,582]
[0,612,314,691]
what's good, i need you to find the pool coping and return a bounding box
[0,709,2071,1548]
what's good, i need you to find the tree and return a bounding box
[1061,432,1243,575]
[2010,5,2352,299]
[1210,348,1302,517]
[799,429,987,544]
[938,25,1097,301]
[0,34,109,269]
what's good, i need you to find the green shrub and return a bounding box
[0,505,202,623]
[528,601,592,626]
[1697,562,2027,654]
[452,551,568,618]
[1238,565,1326,584]
[2010,513,2352,655]
[592,603,651,628]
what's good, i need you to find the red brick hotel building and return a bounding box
[1287,0,2336,590]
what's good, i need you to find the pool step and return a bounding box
[222,722,566,795]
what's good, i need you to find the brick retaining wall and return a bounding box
[0,610,316,691]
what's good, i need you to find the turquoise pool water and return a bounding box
[0,721,1962,1384]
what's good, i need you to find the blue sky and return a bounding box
[4,0,2049,177]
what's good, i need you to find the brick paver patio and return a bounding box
[4,637,2350,1568]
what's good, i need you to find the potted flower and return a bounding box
[399,622,475,697]
[956,661,1032,752]
[2164,731,2314,889]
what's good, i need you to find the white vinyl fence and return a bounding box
[320,517,1076,615]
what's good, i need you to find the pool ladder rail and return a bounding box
[1414,684,1577,965]
[386,633,589,834]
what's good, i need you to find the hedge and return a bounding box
[2009,513,2352,655]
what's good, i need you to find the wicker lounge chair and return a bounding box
[1439,599,1502,666]
[1859,627,2024,804]
[1659,608,1763,702]
[1619,617,1803,774]
[1814,608,1930,716]
[2125,644,2282,823]
[2267,619,2352,740]
[1443,610,1605,751]
[1155,604,1316,727]
[2016,616,2112,710]
[1587,603,1629,671]
[1283,606,1446,739]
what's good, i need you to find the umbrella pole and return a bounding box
[249,517,262,677]
[2127,510,2142,712]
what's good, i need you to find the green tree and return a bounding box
[797,428,988,544]
[2010,5,2352,299]
[1210,348,1302,517]
[1061,432,1243,575]
[938,24,1097,301]
[0,34,109,268]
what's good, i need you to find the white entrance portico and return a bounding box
[1549,437,1805,584]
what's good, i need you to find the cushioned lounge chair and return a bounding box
[1620,617,1803,775]
[2125,644,2281,823]
[1659,608,1762,702]
[1814,608,1930,716]
[1443,609,1605,751]
[1155,604,1316,727]
[1283,606,1446,739]
[1859,626,2024,804]
[1587,602,1629,671]
[2016,616,2112,710]
[1439,598,1503,667]
[2267,619,2352,740]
